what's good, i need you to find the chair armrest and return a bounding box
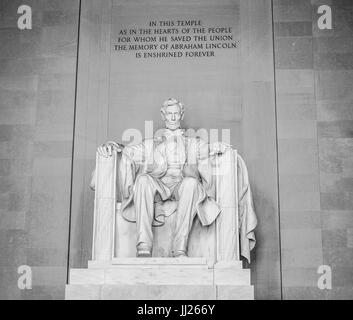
[214,148,240,261]
[91,150,118,261]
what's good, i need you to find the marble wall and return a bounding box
[69,0,281,301]
[273,0,353,299]
[0,0,79,299]
[0,0,352,300]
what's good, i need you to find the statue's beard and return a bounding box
[165,121,181,130]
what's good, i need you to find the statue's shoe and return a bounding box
[173,250,187,258]
[136,250,152,257]
[136,243,152,257]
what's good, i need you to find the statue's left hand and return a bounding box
[209,142,232,156]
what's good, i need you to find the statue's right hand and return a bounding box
[97,142,123,157]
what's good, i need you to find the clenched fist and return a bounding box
[209,142,232,156]
[97,141,124,158]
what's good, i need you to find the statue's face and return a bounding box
[161,104,183,130]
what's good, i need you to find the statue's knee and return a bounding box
[180,177,198,191]
[135,174,152,188]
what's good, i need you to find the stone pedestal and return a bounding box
[65,258,254,300]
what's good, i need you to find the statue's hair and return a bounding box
[161,98,185,115]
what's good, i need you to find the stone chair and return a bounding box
[90,148,256,267]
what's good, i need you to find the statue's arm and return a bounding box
[97,141,124,158]
[209,141,232,157]
[197,138,232,160]
[90,141,125,191]
[90,139,147,191]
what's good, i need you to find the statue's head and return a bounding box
[160,98,184,131]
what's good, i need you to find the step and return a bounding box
[65,284,254,300]
[69,265,250,286]
[214,266,250,285]
[88,257,209,268]
[217,285,254,300]
[69,267,214,285]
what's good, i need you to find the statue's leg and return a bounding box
[173,177,200,256]
[133,173,159,256]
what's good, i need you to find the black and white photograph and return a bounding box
[0,0,353,304]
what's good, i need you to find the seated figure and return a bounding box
[93,98,257,262]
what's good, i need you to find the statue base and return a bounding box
[65,258,254,300]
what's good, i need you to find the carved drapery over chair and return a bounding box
[90,148,257,267]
